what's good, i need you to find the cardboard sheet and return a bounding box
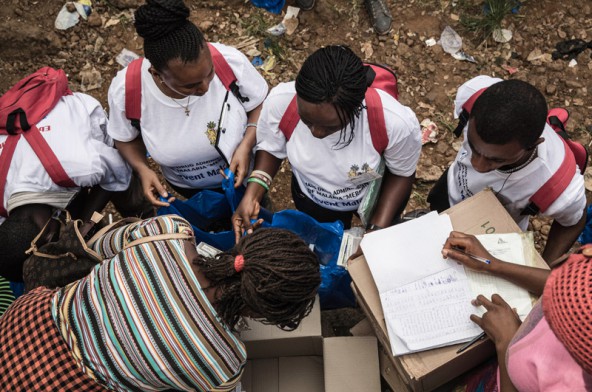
[348,189,549,391]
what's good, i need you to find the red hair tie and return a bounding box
[234,255,245,273]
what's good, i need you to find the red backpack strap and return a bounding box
[0,135,21,217]
[207,43,249,104]
[124,58,143,131]
[453,87,488,137]
[547,108,588,174]
[522,141,577,216]
[366,63,399,101]
[365,88,388,154]
[278,96,299,141]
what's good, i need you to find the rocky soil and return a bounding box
[2,0,590,251]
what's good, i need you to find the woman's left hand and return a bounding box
[229,143,251,188]
[470,294,522,352]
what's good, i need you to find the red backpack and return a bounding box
[0,67,76,217]
[454,88,589,216]
[125,43,248,131]
[278,63,399,154]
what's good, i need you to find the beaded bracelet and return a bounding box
[247,177,269,192]
[245,123,258,129]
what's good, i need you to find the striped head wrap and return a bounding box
[51,215,246,392]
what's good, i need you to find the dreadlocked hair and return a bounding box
[295,45,368,148]
[134,0,206,72]
[193,228,320,332]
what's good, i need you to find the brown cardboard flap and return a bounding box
[323,337,381,392]
[347,189,541,391]
[279,357,324,392]
[241,296,322,359]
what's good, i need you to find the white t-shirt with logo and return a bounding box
[107,43,268,189]
[447,75,586,229]
[0,92,132,212]
[256,82,421,211]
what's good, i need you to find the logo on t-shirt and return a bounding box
[205,121,217,145]
[348,162,381,186]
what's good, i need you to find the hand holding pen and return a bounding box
[441,231,497,272]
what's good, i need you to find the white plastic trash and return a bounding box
[439,26,463,55]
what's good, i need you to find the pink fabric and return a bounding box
[505,302,592,391]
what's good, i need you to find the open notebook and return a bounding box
[360,212,534,356]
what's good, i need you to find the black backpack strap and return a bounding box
[6,108,30,135]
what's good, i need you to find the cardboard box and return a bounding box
[351,318,411,392]
[348,190,548,391]
[239,298,381,392]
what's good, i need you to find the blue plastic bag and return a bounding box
[578,205,592,244]
[250,0,285,14]
[158,170,355,309]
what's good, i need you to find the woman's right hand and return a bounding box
[442,231,497,272]
[138,167,175,207]
[232,197,261,243]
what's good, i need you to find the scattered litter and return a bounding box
[246,47,261,57]
[360,41,374,59]
[267,6,300,36]
[261,55,277,72]
[569,59,578,68]
[283,6,300,35]
[438,26,477,63]
[267,23,286,36]
[492,28,513,43]
[79,63,102,92]
[420,119,439,145]
[115,48,140,67]
[502,64,519,74]
[251,56,264,67]
[439,26,462,54]
[104,17,121,28]
[425,38,437,47]
[55,1,92,29]
[526,48,552,63]
[250,0,285,14]
[552,39,592,61]
[451,51,477,63]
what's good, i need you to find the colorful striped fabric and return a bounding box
[0,276,15,318]
[52,215,246,392]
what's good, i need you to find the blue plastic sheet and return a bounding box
[578,205,592,244]
[250,0,285,14]
[158,169,355,309]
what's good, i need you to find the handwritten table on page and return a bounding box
[361,212,481,355]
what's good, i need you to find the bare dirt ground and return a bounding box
[1,0,591,384]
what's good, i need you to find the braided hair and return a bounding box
[295,45,368,148]
[134,0,206,72]
[193,228,321,331]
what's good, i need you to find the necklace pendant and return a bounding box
[184,108,190,116]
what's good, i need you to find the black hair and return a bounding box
[295,45,368,148]
[193,228,321,332]
[134,0,206,72]
[471,79,548,148]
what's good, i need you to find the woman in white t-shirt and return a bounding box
[232,45,421,241]
[108,0,268,207]
[0,92,131,283]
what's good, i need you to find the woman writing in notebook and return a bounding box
[108,0,268,207]
[443,232,592,391]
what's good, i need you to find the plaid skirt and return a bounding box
[0,287,107,391]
